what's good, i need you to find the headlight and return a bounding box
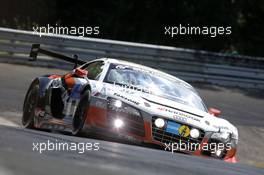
[124,105,141,116]
[211,132,231,142]
[154,118,165,128]
[190,128,200,138]
[113,99,122,108]
[108,97,141,116]
[113,119,124,128]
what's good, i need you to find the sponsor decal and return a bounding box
[173,115,187,123]
[113,93,140,105]
[71,84,82,99]
[166,121,181,135]
[157,107,200,122]
[178,125,190,137]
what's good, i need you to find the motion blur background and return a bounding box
[0,0,263,57]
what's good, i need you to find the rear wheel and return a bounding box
[22,81,39,128]
[72,90,91,135]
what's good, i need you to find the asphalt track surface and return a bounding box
[0,63,263,175]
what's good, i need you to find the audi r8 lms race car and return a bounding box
[22,44,238,163]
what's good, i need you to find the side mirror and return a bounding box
[74,68,88,78]
[208,108,221,117]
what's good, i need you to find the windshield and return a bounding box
[104,63,207,111]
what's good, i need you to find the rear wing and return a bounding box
[29,44,86,68]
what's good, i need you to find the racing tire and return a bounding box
[22,81,39,129]
[72,90,91,136]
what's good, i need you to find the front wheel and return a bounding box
[22,81,39,128]
[72,90,91,135]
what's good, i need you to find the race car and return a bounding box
[22,44,238,163]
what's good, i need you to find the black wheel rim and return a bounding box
[22,87,38,126]
[73,101,86,133]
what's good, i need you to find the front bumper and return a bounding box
[84,101,237,162]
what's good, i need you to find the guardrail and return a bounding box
[0,27,264,89]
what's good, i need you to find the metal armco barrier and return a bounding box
[0,27,263,89]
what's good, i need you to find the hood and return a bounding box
[102,82,238,135]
